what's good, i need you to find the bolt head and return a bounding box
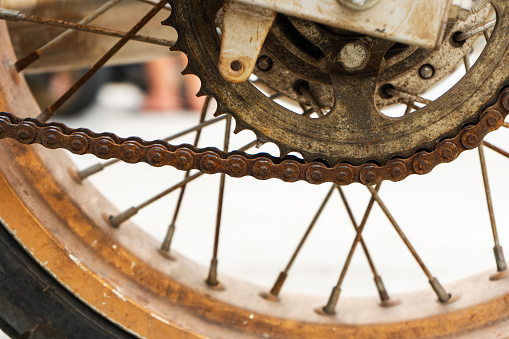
[18,130,29,139]
[256,56,273,72]
[283,167,295,179]
[339,42,368,70]
[311,171,322,181]
[442,148,453,160]
[365,171,376,182]
[259,166,269,177]
[391,167,402,177]
[466,134,477,145]
[487,115,498,127]
[177,155,188,165]
[418,159,430,171]
[337,170,351,184]
[419,64,435,79]
[337,0,379,11]
[204,160,215,171]
[72,140,82,150]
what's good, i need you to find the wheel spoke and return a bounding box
[2,0,125,72]
[37,0,167,122]
[264,185,335,299]
[483,29,491,42]
[404,102,414,115]
[463,54,471,72]
[109,171,205,228]
[76,112,226,181]
[0,7,175,72]
[462,43,506,276]
[206,115,233,287]
[336,185,394,305]
[107,139,256,228]
[479,144,508,275]
[321,183,380,315]
[161,96,212,253]
[384,86,432,106]
[483,141,509,159]
[297,82,325,117]
[366,186,452,303]
[455,19,495,42]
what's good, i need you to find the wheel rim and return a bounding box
[1,2,509,338]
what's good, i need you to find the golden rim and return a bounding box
[1,15,509,339]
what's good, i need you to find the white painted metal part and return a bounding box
[234,0,453,49]
[219,1,276,83]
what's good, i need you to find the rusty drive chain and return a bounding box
[0,87,508,186]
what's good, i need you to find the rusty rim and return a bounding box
[1,2,509,339]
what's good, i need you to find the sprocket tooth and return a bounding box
[161,17,172,26]
[255,138,265,148]
[197,83,213,98]
[233,119,249,134]
[278,145,291,158]
[195,88,207,98]
[213,107,227,118]
[300,152,318,164]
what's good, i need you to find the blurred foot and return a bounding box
[143,91,182,111]
[186,95,206,111]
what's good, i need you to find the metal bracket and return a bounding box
[219,1,276,83]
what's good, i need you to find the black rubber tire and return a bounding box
[0,221,135,339]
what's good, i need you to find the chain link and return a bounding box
[0,88,508,185]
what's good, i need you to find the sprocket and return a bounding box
[166,0,509,169]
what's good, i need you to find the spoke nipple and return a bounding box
[77,163,106,181]
[429,277,452,303]
[490,246,508,280]
[68,167,83,184]
[161,224,176,253]
[320,286,341,315]
[267,272,288,298]
[259,292,279,302]
[489,270,509,281]
[15,51,41,73]
[109,207,138,228]
[379,298,401,308]
[206,258,225,290]
[157,249,176,261]
[374,275,398,307]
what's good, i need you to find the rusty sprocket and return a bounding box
[166,0,509,168]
